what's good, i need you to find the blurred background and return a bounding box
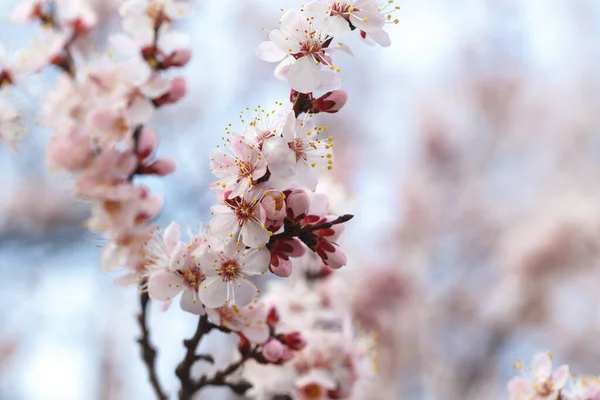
[1,0,600,399]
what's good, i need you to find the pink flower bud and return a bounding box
[281,332,306,351]
[137,128,158,159]
[139,158,177,176]
[166,77,187,103]
[167,48,192,68]
[315,238,347,269]
[261,190,286,220]
[262,339,286,363]
[155,77,187,105]
[267,306,280,327]
[286,189,310,220]
[269,254,293,278]
[311,90,348,114]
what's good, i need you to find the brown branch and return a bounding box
[136,292,169,400]
[189,348,257,396]
[175,315,214,400]
[269,214,354,243]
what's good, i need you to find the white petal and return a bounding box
[262,136,296,179]
[198,277,228,308]
[163,222,181,254]
[256,41,287,62]
[294,160,318,190]
[180,289,206,315]
[322,16,352,37]
[241,222,270,248]
[242,248,270,275]
[100,242,125,272]
[531,352,552,379]
[210,213,238,240]
[369,30,392,47]
[302,1,330,24]
[232,279,258,307]
[274,57,293,81]
[352,10,385,33]
[109,33,139,55]
[147,271,184,301]
[164,2,194,19]
[280,9,303,32]
[288,56,322,94]
[129,97,154,124]
[317,71,342,92]
[243,323,269,344]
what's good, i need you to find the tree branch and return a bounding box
[176,315,214,400]
[136,292,169,400]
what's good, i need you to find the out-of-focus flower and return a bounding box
[508,352,569,400]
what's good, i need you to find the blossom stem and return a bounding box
[136,291,169,400]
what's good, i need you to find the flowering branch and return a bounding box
[137,291,168,400]
[269,214,354,243]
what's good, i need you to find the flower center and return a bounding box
[181,267,205,289]
[236,160,255,181]
[301,383,324,399]
[289,139,307,161]
[534,380,553,396]
[225,197,258,225]
[217,260,241,282]
[331,2,354,15]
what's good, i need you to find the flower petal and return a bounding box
[180,289,206,315]
[288,56,322,94]
[198,277,228,308]
[147,271,184,302]
[256,41,287,62]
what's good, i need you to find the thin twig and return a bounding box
[137,292,169,400]
[190,348,257,395]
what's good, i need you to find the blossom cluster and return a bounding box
[241,278,376,400]
[508,351,600,400]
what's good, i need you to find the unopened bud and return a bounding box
[311,90,348,114]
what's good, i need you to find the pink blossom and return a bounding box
[508,352,570,400]
[197,242,269,308]
[209,137,268,198]
[205,303,269,343]
[256,9,352,93]
[302,0,385,38]
[210,190,270,248]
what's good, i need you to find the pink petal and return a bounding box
[552,365,570,389]
[147,271,184,301]
[232,279,258,307]
[242,248,270,275]
[163,221,181,254]
[531,352,552,379]
[241,221,270,248]
[210,213,238,240]
[198,277,228,308]
[180,289,206,315]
